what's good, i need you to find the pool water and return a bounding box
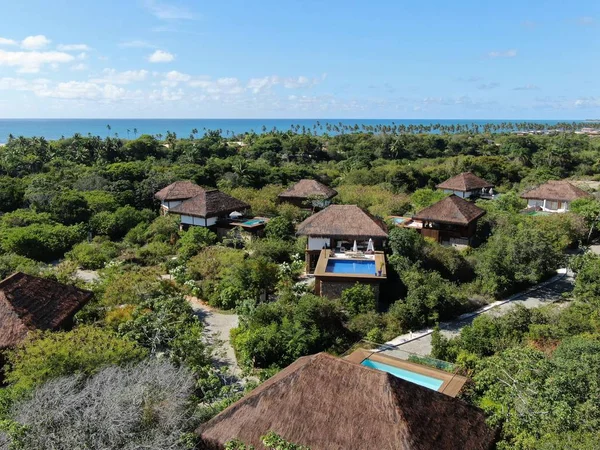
[241,219,265,226]
[361,359,444,391]
[326,259,376,275]
[393,217,406,224]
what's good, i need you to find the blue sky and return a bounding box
[0,0,598,119]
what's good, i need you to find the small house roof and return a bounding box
[413,195,486,226]
[296,205,388,239]
[436,172,494,192]
[278,179,337,200]
[196,353,496,450]
[521,180,592,202]
[169,189,250,218]
[155,181,205,202]
[0,272,93,350]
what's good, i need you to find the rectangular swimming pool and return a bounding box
[393,217,406,224]
[325,259,376,275]
[241,219,265,226]
[361,359,444,391]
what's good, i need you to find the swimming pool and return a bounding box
[361,359,444,391]
[241,219,265,226]
[393,217,406,224]
[325,259,376,275]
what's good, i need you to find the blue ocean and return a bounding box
[0,118,579,143]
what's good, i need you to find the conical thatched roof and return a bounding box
[521,180,591,202]
[169,189,250,218]
[0,273,93,350]
[155,181,205,201]
[436,172,494,191]
[296,205,388,239]
[413,195,485,226]
[278,179,337,200]
[196,353,496,450]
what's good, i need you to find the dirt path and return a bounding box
[186,296,242,378]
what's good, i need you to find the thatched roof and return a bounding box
[196,353,496,450]
[0,273,93,350]
[155,181,205,201]
[296,205,388,239]
[521,180,591,202]
[169,189,250,218]
[436,172,494,191]
[413,195,486,226]
[278,179,337,200]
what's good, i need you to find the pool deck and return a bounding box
[230,216,270,229]
[346,349,467,397]
[313,249,387,280]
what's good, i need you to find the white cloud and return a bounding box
[488,49,517,58]
[0,49,74,73]
[119,40,156,48]
[57,44,90,51]
[0,37,17,46]
[149,87,184,101]
[90,68,148,84]
[161,70,191,86]
[148,50,174,63]
[21,35,51,50]
[144,0,196,20]
[0,77,50,92]
[71,63,88,71]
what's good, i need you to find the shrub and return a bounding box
[66,237,120,269]
[1,223,85,262]
[265,216,295,240]
[3,361,196,450]
[177,227,217,259]
[5,326,147,391]
[50,190,91,225]
[341,283,376,316]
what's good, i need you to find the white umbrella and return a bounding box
[229,211,243,219]
[352,240,358,252]
[367,238,374,252]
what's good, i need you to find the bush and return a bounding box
[341,283,376,316]
[5,326,147,391]
[265,216,295,240]
[50,190,91,225]
[177,227,217,259]
[1,223,85,262]
[231,294,350,369]
[3,361,196,450]
[135,241,173,265]
[66,237,120,269]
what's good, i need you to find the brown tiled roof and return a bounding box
[413,195,486,226]
[278,179,337,200]
[196,353,496,450]
[521,180,592,202]
[169,189,250,218]
[155,181,205,201]
[0,273,93,350]
[436,172,494,192]
[296,205,388,239]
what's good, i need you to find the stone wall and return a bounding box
[319,279,380,301]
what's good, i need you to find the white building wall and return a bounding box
[308,236,331,251]
[161,200,182,210]
[180,215,215,226]
[442,189,467,198]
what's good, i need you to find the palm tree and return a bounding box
[133,128,138,138]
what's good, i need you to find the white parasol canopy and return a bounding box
[352,240,358,252]
[367,238,375,252]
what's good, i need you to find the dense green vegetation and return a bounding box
[0,127,598,448]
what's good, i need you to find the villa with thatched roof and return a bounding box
[278,179,337,209]
[196,352,497,450]
[155,181,206,214]
[0,272,93,351]
[410,195,486,246]
[155,182,250,229]
[436,172,494,199]
[521,180,591,213]
[296,205,388,273]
